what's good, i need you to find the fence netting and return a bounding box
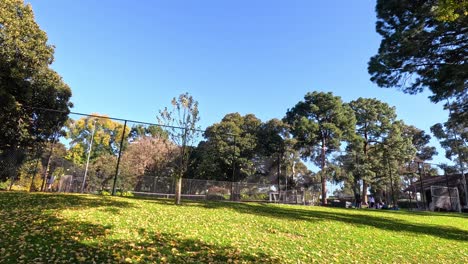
[0,110,322,204]
[2,108,465,209]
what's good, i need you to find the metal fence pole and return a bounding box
[417,162,426,210]
[112,120,127,196]
[82,119,97,193]
[231,135,236,201]
[40,134,58,192]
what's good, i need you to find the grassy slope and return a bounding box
[0,192,467,263]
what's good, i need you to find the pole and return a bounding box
[388,158,396,208]
[418,162,426,210]
[230,135,236,201]
[112,120,127,196]
[285,154,288,203]
[443,168,454,211]
[277,153,281,200]
[82,119,97,193]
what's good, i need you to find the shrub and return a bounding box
[206,193,226,201]
[122,191,134,197]
[241,193,268,201]
[0,181,9,190]
[101,190,111,196]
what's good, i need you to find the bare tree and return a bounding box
[158,93,201,204]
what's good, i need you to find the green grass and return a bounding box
[0,192,467,263]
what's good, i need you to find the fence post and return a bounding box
[112,120,127,196]
[417,162,426,210]
[230,135,236,201]
[40,134,58,192]
[82,119,97,193]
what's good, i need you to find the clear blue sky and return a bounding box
[27,0,450,166]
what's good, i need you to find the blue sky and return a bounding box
[28,0,450,166]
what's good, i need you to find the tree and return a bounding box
[0,0,72,181]
[284,91,356,205]
[65,115,130,164]
[431,116,467,207]
[120,136,176,192]
[348,97,397,204]
[433,0,468,22]
[88,154,117,191]
[129,124,168,141]
[368,0,467,110]
[158,93,200,205]
[379,121,416,207]
[199,113,262,182]
[402,125,438,161]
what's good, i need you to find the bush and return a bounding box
[100,190,111,196]
[241,193,268,201]
[206,193,226,201]
[122,191,134,197]
[207,186,230,195]
[0,181,9,190]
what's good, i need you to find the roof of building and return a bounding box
[404,174,465,192]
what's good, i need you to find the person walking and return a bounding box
[369,195,375,208]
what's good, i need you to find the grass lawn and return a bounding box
[0,192,467,263]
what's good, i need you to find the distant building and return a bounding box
[404,174,467,211]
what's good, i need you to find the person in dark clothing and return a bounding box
[355,193,361,209]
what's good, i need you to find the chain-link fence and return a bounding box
[0,108,323,204]
[2,108,466,209]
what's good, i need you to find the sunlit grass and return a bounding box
[0,192,467,263]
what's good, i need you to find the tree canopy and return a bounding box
[0,0,72,181]
[368,0,467,108]
[284,91,356,205]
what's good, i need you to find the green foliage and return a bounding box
[345,98,398,199]
[402,125,437,161]
[0,0,72,181]
[121,191,134,197]
[158,93,201,204]
[1,192,467,263]
[65,115,130,164]
[129,124,168,141]
[100,190,111,196]
[206,193,226,201]
[199,113,262,181]
[431,123,467,164]
[0,181,9,190]
[241,193,268,201]
[284,91,356,204]
[433,0,468,21]
[87,154,117,191]
[285,92,356,164]
[431,107,468,204]
[369,0,467,109]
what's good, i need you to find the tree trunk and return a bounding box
[362,138,368,205]
[362,180,368,205]
[29,160,39,191]
[40,144,55,192]
[175,176,182,205]
[458,160,468,208]
[321,141,327,205]
[175,129,187,205]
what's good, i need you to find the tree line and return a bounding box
[1,0,466,205]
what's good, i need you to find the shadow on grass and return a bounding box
[198,201,468,242]
[375,208,468,219]
[0,192,276,263]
